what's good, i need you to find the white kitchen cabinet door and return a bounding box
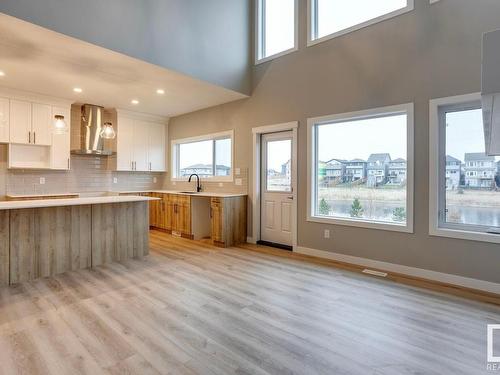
[132,120,150,171]
[147,122,166,172]
[10,99,31,144]
[51,106,71,170]
[0,97,9,143]
[32,103,52,146]
[116,115,134,171]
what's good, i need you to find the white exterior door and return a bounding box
[32,103,52,145]
[147,122,166,171]
[260,131,294,247]
[10,99,31,144]
[133,120,149,171]
[0,97,9,143]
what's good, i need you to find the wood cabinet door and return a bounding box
[10,99,31,144]
[116,115,134,171]
[176,203,191,235]
[51,106,71,170]
[0,97,10,143]
[211,199,223,243]
[147,122,166,172]
[32,103,52,146]
[164,196,173,231]
[149,193,158,227]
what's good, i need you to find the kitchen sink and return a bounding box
[179,191,198,194]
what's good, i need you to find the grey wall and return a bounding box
[0,0,252,94]
[166,0,500,284]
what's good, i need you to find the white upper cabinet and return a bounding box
[32,103,52,146]
[51,106,71,170]
[116,111,167,172]
[0,97,9,143]
[10,99,32,144]
[148,122,166,172]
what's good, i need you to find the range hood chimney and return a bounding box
[71,104,113,156]
[481,29,500,156]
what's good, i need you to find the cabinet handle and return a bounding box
[210,207,212,218]
[33,132,36,144]
[149,162,152,171]
[67,158,70,169]
[28,131,31,144]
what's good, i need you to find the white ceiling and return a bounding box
[0,13,247,117]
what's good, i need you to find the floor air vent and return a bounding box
[362,269,388,277]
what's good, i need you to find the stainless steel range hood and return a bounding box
[71,104,113,156]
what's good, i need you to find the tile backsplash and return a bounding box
[0,146,165,197]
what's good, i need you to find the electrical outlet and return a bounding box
[324,229,330,239]
[39,177,45,185]
[218,182,224,187]
[235,178,242,186]
[113,177,118,184]
[153,177,157,183]
[172,181,176,186]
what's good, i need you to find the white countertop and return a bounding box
[0,195,159,210]
[115,190,247,198]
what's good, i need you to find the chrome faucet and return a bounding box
[188,174,202,192]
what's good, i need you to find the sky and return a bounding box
[446,108,499,162]
[264,0,295,57]
[267,139,291,171]
[317,114,407,162]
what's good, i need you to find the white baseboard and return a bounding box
[246,237,256,244]
[295,246,500,295]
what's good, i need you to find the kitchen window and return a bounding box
[307,103,414,232]
[171,130,233,181]
[429,94,500,243]
[256,0,298,63]
[308,0,414,45]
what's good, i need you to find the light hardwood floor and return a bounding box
[0,230,499,374]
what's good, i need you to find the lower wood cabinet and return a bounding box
[210,196,247,248]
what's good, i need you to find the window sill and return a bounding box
[255,46,298,65]
[307,4,414,48]
[307,215,413,233]
[430,227,500,244]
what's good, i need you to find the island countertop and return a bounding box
[0,195,159,210]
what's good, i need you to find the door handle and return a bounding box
[287,196,294,200]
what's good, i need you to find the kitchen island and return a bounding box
[0,195,158,285]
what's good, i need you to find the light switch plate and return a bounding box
[113,177,118,184]
[173,181,176,186]
[218,182,223,187]
[324,229,330,239]
[153,177,157,183]
[39,177,45,185]
[235,178,242,186]
[235,168,241,175]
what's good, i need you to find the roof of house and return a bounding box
[446,155,462,163]
[348,158,366,163]
[464,152,496,162]
[367,153,391,163]
[390,158,406,163]
[326,158,347,165]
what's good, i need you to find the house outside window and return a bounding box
[307,103,414,232]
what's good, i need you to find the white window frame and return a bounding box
[170,130,234,182]
[307,0,414,47]
[429,93,500,244]
[255,0,299,64]
[307,103,414,233]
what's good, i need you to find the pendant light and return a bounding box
[100,122,116,139]
[53,115,68,134]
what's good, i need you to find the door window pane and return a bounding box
[315,113,408,224]
[315,0,408,39]
[444,108,500,228]
[266,139,292,192]
[262,0,295,58]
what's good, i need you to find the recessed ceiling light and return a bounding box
[156,89,165,95]
[0,71,5,77]
[131,99,139,105]
[73,87,82,93]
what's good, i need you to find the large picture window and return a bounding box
[171,131,233,181]
[307,104,414,232]
[309,0,413,45]
[256,0,297,63]
[430,94,500,243]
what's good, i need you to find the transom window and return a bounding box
[307,103,414,232]
[309,0,414,44]
[430,94,500,243]
[256,0,297,63]
[171,131,233,181]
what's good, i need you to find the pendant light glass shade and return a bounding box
[53,115,68,134]
[100,122,116,139]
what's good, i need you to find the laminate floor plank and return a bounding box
[0,230,498,374]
